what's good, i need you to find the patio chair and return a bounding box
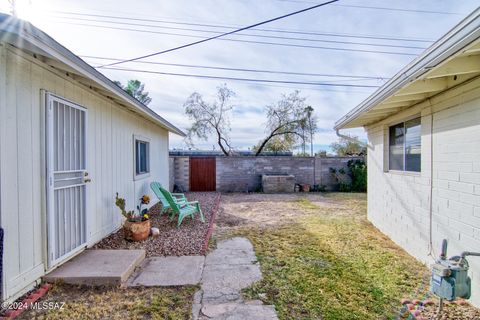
[150,182,187,214]
[158,186,205,227]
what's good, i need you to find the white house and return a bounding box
[335,8,480,307]
[0,14,185,303]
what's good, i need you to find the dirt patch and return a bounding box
[17,284,196,320]
[215,192,351,237]
[94,192,220,256]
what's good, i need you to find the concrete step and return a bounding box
[43,249,145,286]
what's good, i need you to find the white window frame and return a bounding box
[133,135,150,180]
[387,116,421,174]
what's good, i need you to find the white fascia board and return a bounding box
[334,8,480,130]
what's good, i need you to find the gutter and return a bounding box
[334,7,480,130]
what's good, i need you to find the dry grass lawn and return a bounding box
[18,285,196,320]
[215,192,480,320]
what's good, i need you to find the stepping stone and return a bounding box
[201,264,262,293]
[44,249,145,285]
[205,248,257,266]
[127,256,205,287]
[201,303,278,320]
[216,237,254,251]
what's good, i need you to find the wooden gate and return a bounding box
[189,157,216,191]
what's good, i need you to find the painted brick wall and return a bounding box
[366,78,480,307]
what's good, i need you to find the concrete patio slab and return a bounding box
[127,256,205,287]
[43,249,145,285]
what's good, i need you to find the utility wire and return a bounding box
[81,55,388,79]
[96,0,339,68]
[51,11,435,43]
[49,15,427,50]
[62,21,419,56]
[276,0,462,15]
[99,66,380,87]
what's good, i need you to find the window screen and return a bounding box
[388,118,421,172]
[135,140,149,175]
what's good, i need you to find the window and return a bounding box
[135,138,150,177]
[389,118,421,172]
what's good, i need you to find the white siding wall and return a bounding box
[367,76,480,307]
[0,44,170,301]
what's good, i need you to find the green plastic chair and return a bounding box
[150,182,187,214]
[158,186,205,227]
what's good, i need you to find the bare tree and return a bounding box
[184,85,235,156]
[255,91,314,156]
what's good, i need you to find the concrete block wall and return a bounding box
[172,157,189,191]
[170,156,363,192]
[365,77,480,307]
[216,156,318,192]
[168,157,174,191]
[315,157,355,190]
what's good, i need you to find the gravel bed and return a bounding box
[94,192,220,256]
[411,299,480,320]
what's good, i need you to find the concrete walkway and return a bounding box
[46,238,278,319]
[125,237,278,319]
[195,237,278,320]
[127,256,205,287]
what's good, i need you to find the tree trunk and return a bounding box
[255,135,273,156]
[310,131,313,156]
[216,128,229,156]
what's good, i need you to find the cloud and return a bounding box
[12,0,479,153]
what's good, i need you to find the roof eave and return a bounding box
[0,14,186,137]
[334,7,480,130]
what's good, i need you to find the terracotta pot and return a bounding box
[123,219,151,241]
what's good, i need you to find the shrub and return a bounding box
[329,159,367,193]
[348,159,367,192]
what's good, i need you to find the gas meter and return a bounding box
[430,239,480,301]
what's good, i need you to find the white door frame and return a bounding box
[45,93,89,268]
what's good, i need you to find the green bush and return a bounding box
[348,159,367,192]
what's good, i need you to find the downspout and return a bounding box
[427,102,436,260]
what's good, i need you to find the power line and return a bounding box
[60,21,419,56]
[81,55,388,80]
[96,0,339,68]
[51,11,435,43]
[49,15,427,50]
[276,0,462,15]
[99,66,381,87]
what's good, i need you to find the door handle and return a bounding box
[84,178,92,183]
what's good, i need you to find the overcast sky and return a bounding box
[1,0,478,153]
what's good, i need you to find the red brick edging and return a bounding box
[202,193,221,255]
[1,283,52,319]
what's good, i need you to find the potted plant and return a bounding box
[115,193,151,241]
